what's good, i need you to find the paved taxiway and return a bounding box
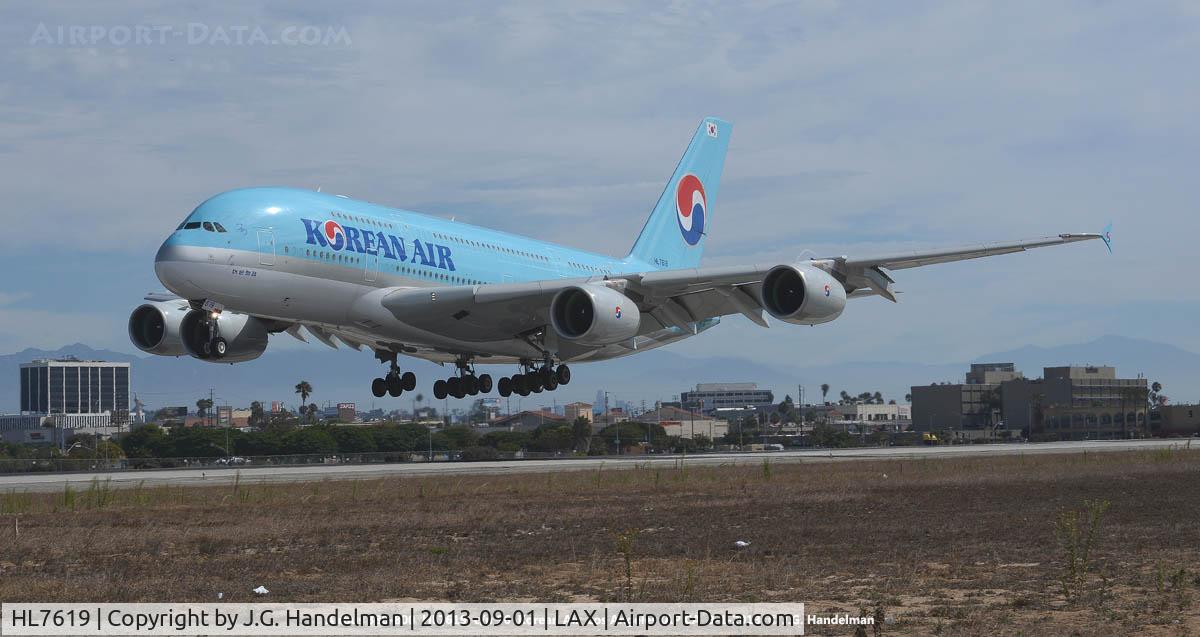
[0,439,1188,492]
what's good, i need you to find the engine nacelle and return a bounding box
[180,310,270,363]
[550,285,641,347]
[759,264,847,325]
[128,301,190,356]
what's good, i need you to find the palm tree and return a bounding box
[249,401,265,428]
[872,391,883,405]
[821,384,831,404]
[295,381,313,422]
[412,393,424,422]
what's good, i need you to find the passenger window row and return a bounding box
[430,231,550,263]
[391,263,484,286]
[305,248,360,265]
[332,210,394,230]
[568,261,611,274]
[324,211,554,266]
[303,247,485,286]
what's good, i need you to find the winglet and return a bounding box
[1101,222,1113,254]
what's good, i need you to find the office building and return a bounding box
[839,403,912,427]
[1154,404,1200,437]
[640,406,726,440]
[20,359,130,417]
[681,383,774,414]
[911,380,1002,431]
[564,402,593,423]
[7,358,131,443]
[913,363,1149,439]
[966,363,1023,385]
[1002,366,1148,439]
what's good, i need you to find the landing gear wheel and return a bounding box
[544,374,558,392]
[540,367,555,388]
[371,377,387,398]
[212,337,228,358]
[401,371,417,392]
[528,373,544,393]
[513,374,529,396]
[556,364,571,385]
[433,379,447,400]
[478,374,493,394]
[464,375,479,396]
[497,376,511,397]
[447,377,463,399]
[201,341,212,356]
[387,374,404,397]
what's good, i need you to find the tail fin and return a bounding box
[627,117,731,269]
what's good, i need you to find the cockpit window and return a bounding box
[202,222,215,232]
[184,222,201,230]
[213,222,227,233]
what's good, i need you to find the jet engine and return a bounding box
[180,310,270,363]
[759,264,847,325]
[550,284,641,347]
[128,301,190,356]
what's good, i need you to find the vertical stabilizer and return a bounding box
[626,117,731,270]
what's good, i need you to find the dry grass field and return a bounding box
[1,448,1199,635]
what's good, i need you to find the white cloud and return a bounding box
[0,1,1194,369]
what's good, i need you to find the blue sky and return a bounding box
[0,2,1196,382]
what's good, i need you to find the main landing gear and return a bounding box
[497,363,570,398]
[371,351,417,398]
[432,360,493,400]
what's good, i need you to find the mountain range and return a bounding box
[1,335,1195,414]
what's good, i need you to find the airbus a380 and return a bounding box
[131,117,1110,401]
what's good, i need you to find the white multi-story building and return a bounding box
[5,358,132,444]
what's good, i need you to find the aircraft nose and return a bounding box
[154,241,202,299]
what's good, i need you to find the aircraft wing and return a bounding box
[839,232,1105,270]
[363,231,1107,348]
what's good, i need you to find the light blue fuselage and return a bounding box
[154,187,707,363]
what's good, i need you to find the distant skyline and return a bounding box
[3,334,1195,416]
[1,3,1196,394]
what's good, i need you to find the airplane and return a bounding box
[131,117,1110,401]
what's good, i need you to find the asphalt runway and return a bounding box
[0,438,1189,492]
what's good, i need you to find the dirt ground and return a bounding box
[1,447,1198,635]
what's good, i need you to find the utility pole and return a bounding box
[605,391,616,455]
[208,388,214,428]
[691,401,699,442]
[224,397,231,459]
